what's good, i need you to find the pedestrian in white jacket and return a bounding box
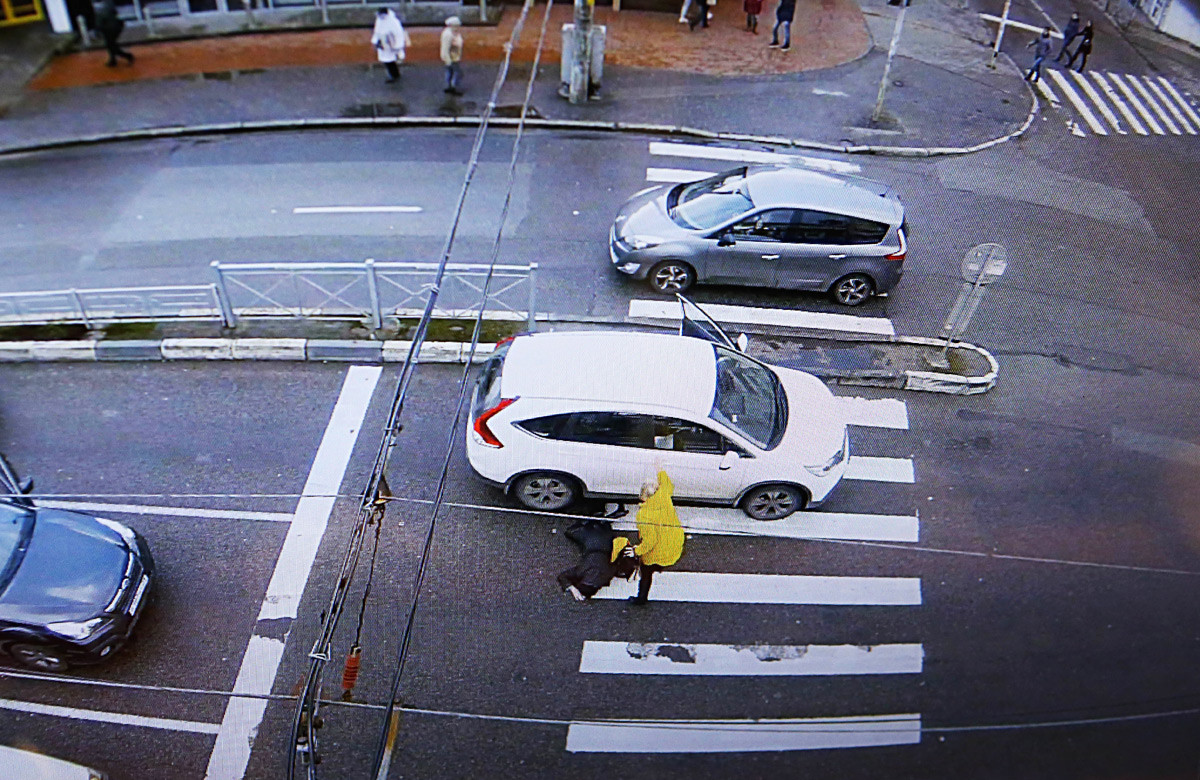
[371,8,410,84]
[440,16,464,95]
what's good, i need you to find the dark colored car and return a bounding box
[0,455,153,672]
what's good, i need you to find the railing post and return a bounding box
[210,261,238,327]
[526,262,538,332]
[365,258,383,331]
[71,289,93,330]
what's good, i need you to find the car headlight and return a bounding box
[626,235,664,250]
[48,617,106,640]
[805,430,849,477]
[95,517,139,547]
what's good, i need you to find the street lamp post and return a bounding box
[569,0,594,105]
[871,0,908,127]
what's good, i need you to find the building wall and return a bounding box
[1158,0,1200,45]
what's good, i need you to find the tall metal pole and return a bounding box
[569,0,594,104]
[990,0,1013,67]
[871,1,908,126]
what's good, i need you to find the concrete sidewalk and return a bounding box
[0,0,1032,154]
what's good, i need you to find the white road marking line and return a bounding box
[590,572,922,605]
[579,641,924,676]
[812,88,849,96]
[37,499,293,523]
[292,206,423,214]
[206,365,382,780]
[835,396,909,429]
[1069,70,1126,133]
[1144,77,1196,134]
[566,713,922,753]
[1107,73,1165,134]
[1090,72,1148,134]
[1034,78,1060,106]
[0,697,219,734]
[648,141,861,174]
[613,508,919,543]
[1127,75,1182,133]
[646,166,714,183]
[1154,77,1199,132]
[1048,70,1108,135]
[627,299,896,337]
[844,455,915,483]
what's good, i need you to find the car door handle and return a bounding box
[829,253,847,259]
[761,254,780,260]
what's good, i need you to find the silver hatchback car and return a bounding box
[610,165,907,306]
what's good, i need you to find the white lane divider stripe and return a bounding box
[1049,69,1108,134]
[1091,72,1148,134]
[206,365,382,780]
[648,141,862,174]
[292,206,423,214]
[1034,78,1060,105]
[0,697,220,735]
[646,167,714,183]
[1127,75,1181,133]
[590,572,922,605]
[1144,77,1196,134]
[37,499,294,523]
[1155,77,1200,132]
[579,641,924,676]
[627,299,896,337]
[1107,73,1164,134]
[1069,70,1126,133]
[836,396,909,429]
[613,508,919,543]
[844,455,915,483]
[566,713,922,753]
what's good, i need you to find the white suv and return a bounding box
[466,329,849,520]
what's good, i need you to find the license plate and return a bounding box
[127,575,150,616]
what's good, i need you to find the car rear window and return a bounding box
[472,341,512,418]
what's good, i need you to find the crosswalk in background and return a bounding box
[1034,70,1200,138]
[564,301,923,754]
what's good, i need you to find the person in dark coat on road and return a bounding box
[744,0,763,33]
[557,518,634,601]
[96,0,134,67]
[1025,27,1052,82]
[1066,22,1094,72]
[769,0,796,51]
[1054,13,1081,62]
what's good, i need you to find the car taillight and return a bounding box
[494,335,517,349]
[473,397,516,447]
[885,227,907,261]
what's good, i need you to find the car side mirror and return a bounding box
[18,478,33,495]
[736,333,749,352]
[719,450,740,470]
[716,233,735,247]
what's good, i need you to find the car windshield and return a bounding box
[709,346,787,450]
[0,501,34,596]
[669,168,754,230]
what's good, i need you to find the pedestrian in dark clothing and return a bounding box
[96,0,134,67]
[769,0,796,51]
[557,519,634,601]
[1054,13,1081,62]
[1025,27,1052,82]
[1067,23,1094,72]
[687,0,709,30]
[744,0,763,33]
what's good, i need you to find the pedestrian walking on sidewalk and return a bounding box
[1025,27,1052,83]
[371,8,410,84]
[687,0,710,30]
[1054,12,1081,62]
[441,16,465,95]
[769,0,796,52]
[1066,22,1094,73]
[557,518,635,601]
[628,470,684,606]
[744,0,763,33]
[96,0,134,67]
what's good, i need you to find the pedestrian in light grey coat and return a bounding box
[1025,27,1052,83]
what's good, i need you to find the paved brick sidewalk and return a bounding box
[30,1,869,90]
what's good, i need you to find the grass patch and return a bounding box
[102,322,161,340]
[401,318,524,343]
[0,323,89,342]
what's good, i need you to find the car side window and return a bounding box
[651,416,741,455]
[515,414,572,439]
[560,412,653,448]
[726,209,796,242]
[846,216,890,244]
[791,209,851,244]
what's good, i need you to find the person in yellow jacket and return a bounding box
[630,469,685,605]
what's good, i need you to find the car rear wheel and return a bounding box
[648,261,696,294]
[9,642,70,672]
[512,472,579,512]
[742,484,807,520]
[831,274,875,307]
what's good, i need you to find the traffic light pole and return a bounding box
[569,0,594,104]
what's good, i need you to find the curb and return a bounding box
[803,335,999,396]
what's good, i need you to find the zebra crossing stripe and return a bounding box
[627,299,897,337]
[565,713,922,753]
[590,572,923,605]
[1069,70,1126,133]
[836,396,909,429]
[1156,77,1200,130]
[1091,73,1148,135]
[613,508,920,543]
[1127,76,1182,133]
[1048,69,1108,134]
[578,641,924,676]
[845,455,915,483]
[1034,78,1060,106]
[1144,77,1196,134]
[646,167,712,183]
[648,141,862,175]
[1107,73,1165,134]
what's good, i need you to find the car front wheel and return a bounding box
[831,274,875,306]
[512,472,579,512]
[742,484,807,520]
[9,642,71,672]
[648,261,696,294]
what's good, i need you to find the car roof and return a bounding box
[500,331,718,416]
[744,165,902,224]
